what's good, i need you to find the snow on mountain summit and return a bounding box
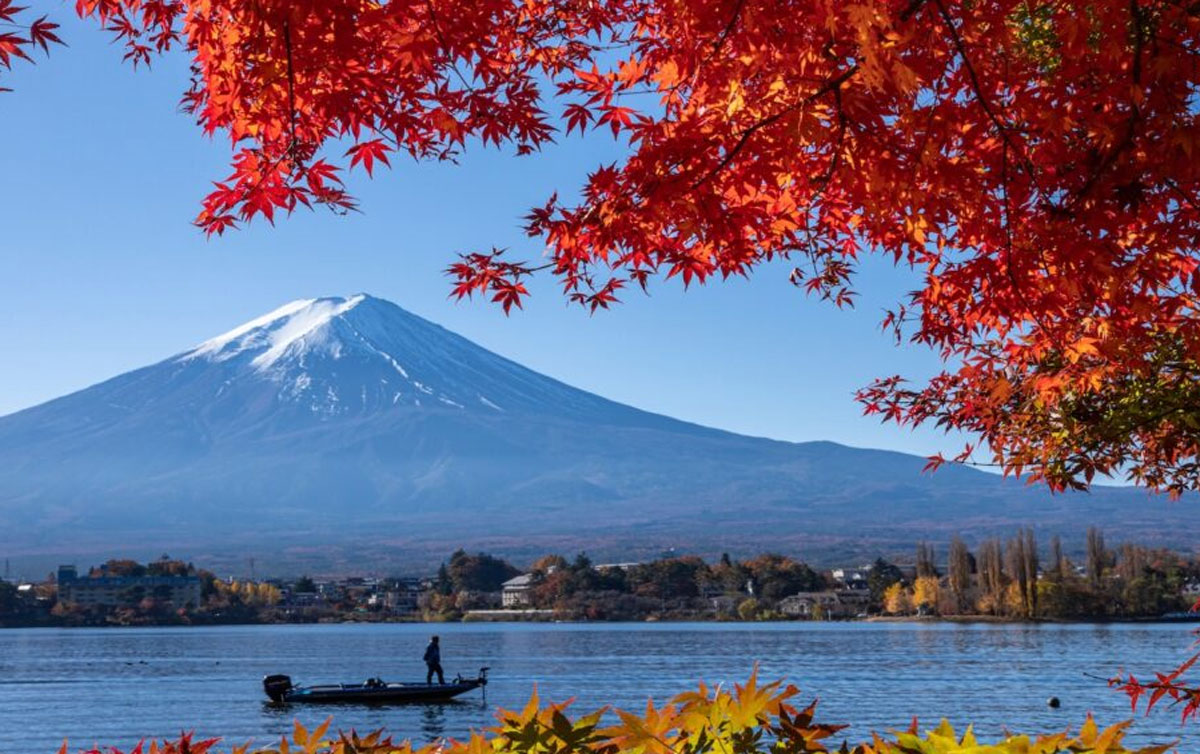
[0,293,1176,567]
[183,295,362,366]
[161,293,640,422]
[182,295,369,370]
[0,292,686,489]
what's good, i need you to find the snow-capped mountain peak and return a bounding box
[0,293,1175,571]
[162,293,632,421]
[182,294,368,369]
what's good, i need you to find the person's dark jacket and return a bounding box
[424,642,440,665]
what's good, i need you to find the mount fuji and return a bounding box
[0,294,1192,572]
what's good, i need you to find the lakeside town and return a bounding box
[2,527,1199,627]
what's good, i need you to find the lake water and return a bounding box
[0,622,1196,752]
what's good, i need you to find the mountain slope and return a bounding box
[0,295,1190,571]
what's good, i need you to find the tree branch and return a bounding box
[691,64,859,189]
[282,20,298,163]
[933,0,1040,188]
[711,0,746,54]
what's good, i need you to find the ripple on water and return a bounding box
[0,622,1195,752]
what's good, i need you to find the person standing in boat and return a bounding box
[424,635,445,685]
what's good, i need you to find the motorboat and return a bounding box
[263,667,488,704]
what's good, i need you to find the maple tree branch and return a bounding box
[424,0,477,95]
[1069,0,1145,206]
[692,64,859,190]
[789,85,853,261]
[685,0,941,196]
[933,0,1040,189]
[684,0,748,100]
[1002,142,1014,261]
[612,87,672,98]
[934,5,1067,342]
[711,0,746,54]
[998,51,1024,298]
[909,74,946,177]
[1091,669,1200,714]
[282,20,299,164]
[1165,178,1200,212]
[1154,35,1200,59]
[819,85,849,186]
[1131,0,1144,85]
[899,0,931,21]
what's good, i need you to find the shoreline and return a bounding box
[866,614,1200,625]
[4,613,1199,629]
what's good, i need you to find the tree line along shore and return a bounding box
[2,527,1198,627]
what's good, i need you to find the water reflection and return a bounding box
[419,703,448,741]
[0,623,1192,753]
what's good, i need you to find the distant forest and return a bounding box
[2,527,1196,626]
[429,528,1197,621]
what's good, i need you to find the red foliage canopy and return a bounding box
[5,0,1200,493]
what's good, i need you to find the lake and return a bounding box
[0,622,1196,752]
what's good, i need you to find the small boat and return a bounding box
[263,667,488,704]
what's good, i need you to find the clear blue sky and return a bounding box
[0,11,962,457]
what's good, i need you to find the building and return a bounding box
[779,592,838,618]
[56,565,202,609]
[502,574,537,607]
[594,562,641,572]
[379,576,424,613]
[283,589,324,607]
[779,590,871,619]
[834,589,871,615]
[830,568,870,590]
[708,595,740,614]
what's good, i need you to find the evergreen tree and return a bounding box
[447,550,520,593]
[867,558,903,605]
[435,564,452,596]
[294,575,317,593]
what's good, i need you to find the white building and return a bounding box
[502,574,537,607]
[779,590,870,619]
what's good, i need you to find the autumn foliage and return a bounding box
[1112,651,1200,728]
[0,0,1191,493]
[57,674,1176,754]
[7,0,1200,728]
[5,0,1200,733]
[4,0,1200,495]
[0,0,61,88]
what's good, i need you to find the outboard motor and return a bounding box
[263,674,293,703]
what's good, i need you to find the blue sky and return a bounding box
[0,11,962,457]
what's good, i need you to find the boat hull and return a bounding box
[283,680,484,704]
[264,669,489,705]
